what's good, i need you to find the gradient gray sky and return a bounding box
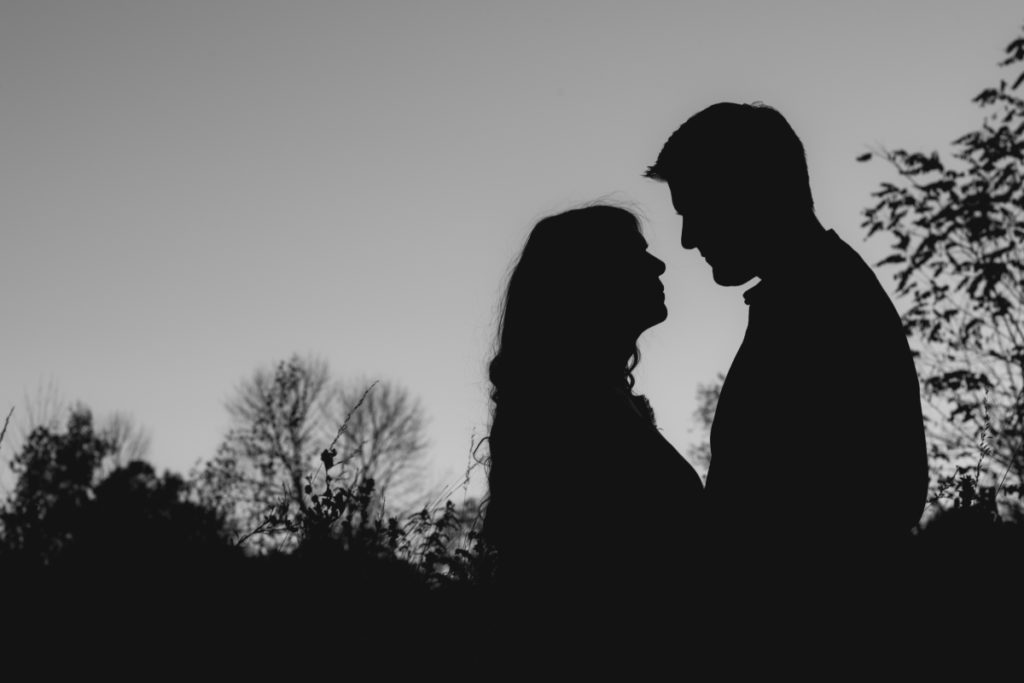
[2,0,1021,498]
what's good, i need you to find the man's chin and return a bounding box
[712,268,756,287]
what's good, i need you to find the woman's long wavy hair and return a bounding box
[482,205,654,548]
[488,205,646,403]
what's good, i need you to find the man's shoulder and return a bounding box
[822,230,872,276]
[818,231,893,306]
[817,232,913,358]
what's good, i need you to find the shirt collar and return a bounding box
[742,280,766,306]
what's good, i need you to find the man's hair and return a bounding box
[645,102,814,212]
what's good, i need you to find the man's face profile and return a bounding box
[668,176,759,287]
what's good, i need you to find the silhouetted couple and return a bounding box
[482,103,929,620]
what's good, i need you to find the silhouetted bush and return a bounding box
[860,22,1024,502]
[0,398,495,623]
[0,408,237,572]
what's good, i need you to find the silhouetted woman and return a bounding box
[482,205,703,611]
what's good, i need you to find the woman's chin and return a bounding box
[654,301,669,324]
[638,306,668,334]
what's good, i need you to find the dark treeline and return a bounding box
[1,379,1020,634]
[0,363,492,629]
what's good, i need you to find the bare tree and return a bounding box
[192,354,432,549]
[4,383,150,490]
[332,379,430,511]
[98,413,152,476]
[20,379,66,437]
[687,374,723,483]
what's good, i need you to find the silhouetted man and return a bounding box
[646,103,928,593]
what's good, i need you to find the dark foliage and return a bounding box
[0,408,244,628]
[687,374,723,480]
[0,408,235,570]
[0,403,491,621]
[859,24,1024,519]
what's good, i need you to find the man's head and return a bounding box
[646,102,814,286]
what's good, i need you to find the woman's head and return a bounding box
[482,205,665,559]
[489,205,666,400]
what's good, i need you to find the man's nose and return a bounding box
[680,217,699,250]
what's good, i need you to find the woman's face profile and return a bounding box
[585,227,667,340]
[624,231,668,334]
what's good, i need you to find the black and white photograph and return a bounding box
[2,1,1022,648]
